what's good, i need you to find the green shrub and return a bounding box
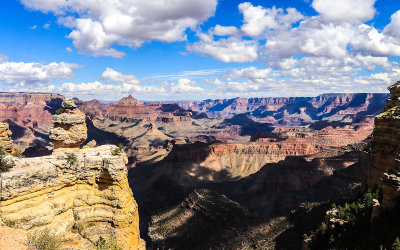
[393,238,400,250]
[27,229,63,250]
[65,153,78,166]
[71,223,84,234]
[111,144,124,156]
[307,188,381,249]
[2,219,16,228]
[11,148,23,158]
[94,236,122,250]
[0,147,14,173]
[55,108,65,115]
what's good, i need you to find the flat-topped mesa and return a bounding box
[117,95,142,106]
[49,99,87,149]
[0,121,12,153]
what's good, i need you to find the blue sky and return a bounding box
[0,0,400,101]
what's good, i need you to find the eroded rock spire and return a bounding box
[0,121,13,153]
[49,99,87,149]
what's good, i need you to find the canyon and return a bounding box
[0,91,393,249]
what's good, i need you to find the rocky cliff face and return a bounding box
[0,121,13,153]
[0,100,144,249]
[368,81,400,209]
[363,82,400,187]
[0,146,143,249]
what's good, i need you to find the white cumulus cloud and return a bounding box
[312,0,376,24]
[239,3,303,37]
[224,67,272,82]
[187,33,259,63]
[21,0,218,58]
[0,61,79,87]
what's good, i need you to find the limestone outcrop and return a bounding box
[0,145,144,249]
[1,100,144,249]
[0,121,12,153]
[49,99,87,149]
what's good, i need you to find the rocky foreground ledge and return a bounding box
[0,145,144,249]
[0,99,145,249]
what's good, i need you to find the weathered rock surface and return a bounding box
[49,99,87,149]
[363,81,400,187]
[0,145,144,249]
[0,121,13,153]
[381,156,400,209]
[0,226,28,249]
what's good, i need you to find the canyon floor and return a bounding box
[0,92,390,249]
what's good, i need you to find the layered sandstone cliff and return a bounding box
[0,121,13,153]
[0,146,143,249]
[364,82,400,187]
[370,82,400,209]
[0,100,144,249]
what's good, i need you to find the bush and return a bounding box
[11,148,23,158]
[55,108,64,115]
[65,153,77,166]
[71,223,83,234]
[393,238,400,250]
[27,229,63,250]
[111,144,124,156]
[307,188,381,249]
[0,147,14,173]
[94,236,122,250]
[2,218,16,228]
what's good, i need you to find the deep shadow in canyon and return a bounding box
[128,142,362,249]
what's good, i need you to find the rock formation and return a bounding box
[0,146,144,249]
[117,95,141,105]
[364,81,400,187]
[0,121,13,153]
[49,99,87,149]
[381,156,400,209]
[0,101,145,249]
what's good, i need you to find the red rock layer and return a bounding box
[0,92,63,128]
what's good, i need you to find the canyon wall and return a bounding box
[179,93,389,125]
[363,82,400,187]
[0,92,63,127]
[0,92,64,149]
[367,82,400,210]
